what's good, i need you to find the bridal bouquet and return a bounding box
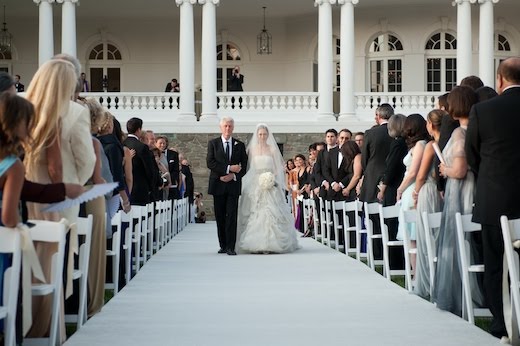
[259,172,276,190]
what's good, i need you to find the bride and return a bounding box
[237,123,300,254]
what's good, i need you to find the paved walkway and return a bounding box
[66,222,498,346]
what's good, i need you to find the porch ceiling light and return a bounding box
[257,6,272,55]
[0,5,12,54]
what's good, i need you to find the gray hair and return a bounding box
[376,103,394,120]
[220,116,234,125]
[53,53,82,93]
[387,113,406,138]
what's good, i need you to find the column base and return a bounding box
[177,112,197,121]
[199,113,219,122]
[316,113,337,122]
[338,112,357,119]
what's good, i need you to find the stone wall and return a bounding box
[158,132,325,219]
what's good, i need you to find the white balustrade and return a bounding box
[80,91,440,132]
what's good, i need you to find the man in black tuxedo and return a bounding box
[466,58,520,341]
[228,66,244,92]
[207,117,248,255]
[359,103,394,203]
[14,74,24,92]
[359,104,394,261]
[123,117,157,205]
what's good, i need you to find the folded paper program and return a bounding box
[41,182,119,213]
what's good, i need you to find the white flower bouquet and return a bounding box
[259,172,276,190]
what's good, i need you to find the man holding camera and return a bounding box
[228,65,244,92]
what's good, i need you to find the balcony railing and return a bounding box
[81,91,440,132]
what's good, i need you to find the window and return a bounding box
[217,42,242,92]
[335,38,341,91]
[367,33,403,92]
[494,33,514,86]
[425,32,457,92]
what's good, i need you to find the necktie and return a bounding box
[225,141,230,162]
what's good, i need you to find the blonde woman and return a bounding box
[24,59,96,341]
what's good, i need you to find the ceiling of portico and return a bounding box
[9,0,519,20]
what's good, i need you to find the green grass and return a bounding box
[65,289,116,337]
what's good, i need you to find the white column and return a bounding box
[338,0,358,119]
[198,0,219,121]
[479,0,498,86]
[58,0,78,57]
[34,0,55,66]
[455,0,476,84]
[176,0,197,120]
[315,0,336,121]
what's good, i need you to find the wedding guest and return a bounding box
[293,154,309,232]
[435,92,458,196]
[14,74,24,92]
[396,114,429,274]
[412,109,445,299]
[285,159,295,192]
[152,148,171,200]
[353,132,364,148]
[112,118,134,196]
[433,85,484,316]
[25,59,96,342]
[340,141,362,202]
[337,128,352,147]
[466,57,520,342]
[80,72,89,92]
[460,75,484,91]
[0,72,16,95]
[475,85,498,103]
[82,98,118,317]
[165,78,180,92]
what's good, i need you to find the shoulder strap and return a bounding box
[0,155,18,177]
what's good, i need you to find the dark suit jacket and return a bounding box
[228,74,244,91]
[123,136,157,205]
[359,123,393,202]
[15,83,24,92]
[207,137,248,196]
[381,136,407,206]
[466,87,520,226]
[181,164,194,202]
[323,147,353,201]
[310,150,325,189]
[98,133,126,193]
[435,115,459,192]
[165,149,180,186]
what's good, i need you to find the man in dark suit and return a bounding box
[123,117,157,205]
[359,104,394,261]
[228,66,244,92]
[359,103,394,203]
[14,74,24,92]
[466,58,520,341]
[207,116,248,255]
[156,136,181,200]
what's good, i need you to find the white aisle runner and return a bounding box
[66,222,497,346]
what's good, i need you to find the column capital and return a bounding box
[315,0,337,7]
[198,0,220,5]
[56,0,79,4]
[337,0,359,5]
[34,0,55,4]
[452,0,477,6]
[175,0,197,6]
[478,0,499,4]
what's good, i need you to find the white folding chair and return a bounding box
[353,200,368,261]
[331,201,344,251]
[364,202,383,271]
[120,210,133,285]
[302,198,311,236]
[421,211,441,301]
[146,202,154,259]
[378,204,406,282]
[65,215,93,330]
[154,201,164,252]
[402,210,419,292]
[0,227,21,346]
[341,200,361,258]
[129,206,143,275]
[165,199,172,241]
[310,199,321,242]
[501,215,520,342]
[26,220,66,346]
[106,211,122,295]
[455,212,491,324]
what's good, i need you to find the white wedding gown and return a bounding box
[238,154,299,253]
